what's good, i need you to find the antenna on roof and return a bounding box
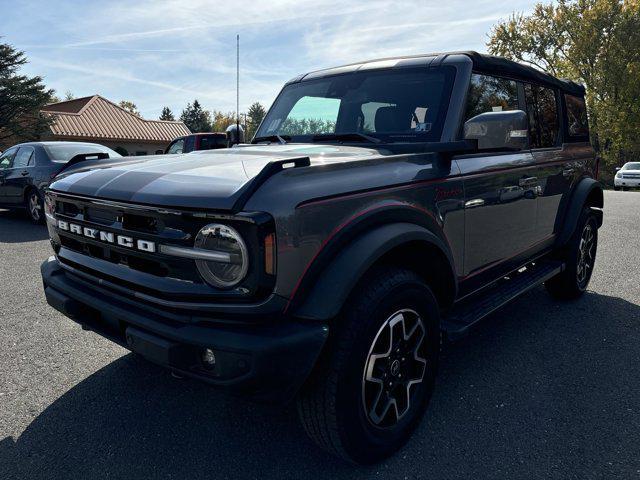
[236,34,240,141]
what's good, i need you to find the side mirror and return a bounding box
[615,167,621,171]
[464,110,529,151]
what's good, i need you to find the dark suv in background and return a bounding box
[164,132,228,154]
[41,52,602,463]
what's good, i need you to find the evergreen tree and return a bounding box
[0,42,54,148]
[180,100,212,132]
[159,106,175,121]
[246,102,267,139]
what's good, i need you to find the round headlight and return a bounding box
[194,224,248,288]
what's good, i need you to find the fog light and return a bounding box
[202,348,216,366]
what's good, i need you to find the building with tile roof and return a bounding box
[41,95,191,156]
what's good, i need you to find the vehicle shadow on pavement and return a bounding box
[2,289,639,479]
[0,210,49,243]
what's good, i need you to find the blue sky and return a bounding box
[2,0,536,120]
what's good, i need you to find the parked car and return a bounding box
[164,133,228,154]
[0,142,121,223]
[41,51,602,463]
[614,162,640,190]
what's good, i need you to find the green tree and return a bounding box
[64,90,75,101]
[180,100,212,132]
[210,110,236,132]
[119,100,141,117]
[159,106,175,121]
[246,102,267,139]
[0,42,54,148]
[488,0,640,177]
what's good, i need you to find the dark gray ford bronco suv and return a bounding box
[41,52,603,463]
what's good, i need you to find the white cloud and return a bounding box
[9,0,537,120]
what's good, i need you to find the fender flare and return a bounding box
[555,177,604,247]
[292,222,456,321]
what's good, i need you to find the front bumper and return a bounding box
[41,257,328,403]
[614,177,640,187]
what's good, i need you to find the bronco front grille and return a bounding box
[46,192,275,304]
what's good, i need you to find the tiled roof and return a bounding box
[41,95,191,143]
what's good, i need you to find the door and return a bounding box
[523,84,573,242]
[458,74,541,278]
[4,146,35,204]
[0,147,19,204]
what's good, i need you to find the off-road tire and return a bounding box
[545,206,598,300]
[296,267,440,464]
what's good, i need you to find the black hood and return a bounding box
[49,144,381,210]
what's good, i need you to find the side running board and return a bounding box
[442,260,564,341]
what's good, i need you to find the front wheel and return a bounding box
[26,189,44,224]
[297,267,440,464]
[546,206,598,299]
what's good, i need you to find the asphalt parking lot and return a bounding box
[1,190,639,479]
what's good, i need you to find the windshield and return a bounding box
[623,162,640,170]
[255,66,455,143]
[45,143,121,163]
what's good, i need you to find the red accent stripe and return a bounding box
[297,158,574,210]
[284,202,434,313]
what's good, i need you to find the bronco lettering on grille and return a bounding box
[57,220,156,253]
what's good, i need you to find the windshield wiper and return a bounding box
[252,134,290,145]
[311,133,382,144]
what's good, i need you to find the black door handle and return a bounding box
[21,170,29,176]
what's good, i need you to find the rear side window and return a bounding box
[464,74,519,121]
[525,84,559,148]
[564,94,589,139]
[184,136,196,152]
[13,147,34,168]
[199,135,227,150]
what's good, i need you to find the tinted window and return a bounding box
[0,147,18,169]
[199,135,226,150]
[564,94,589,138]
[13,147,34,168]
[184,136,196,152]
[525,84,559,148]
[257,67,455,142]
[167,139,184,154]
[464,74,519,121]
[44,143,121,163]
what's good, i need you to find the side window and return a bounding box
[200,135,225,150]
[167,139,184,154]
[464,74,519,121]
[0,147,18,170]
[184,136,195,152]
[13,147,34,168]
[525,84,560,148]
[564,94,589,139]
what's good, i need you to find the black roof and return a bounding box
[296,51,585,96]
[460,51,585,96]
